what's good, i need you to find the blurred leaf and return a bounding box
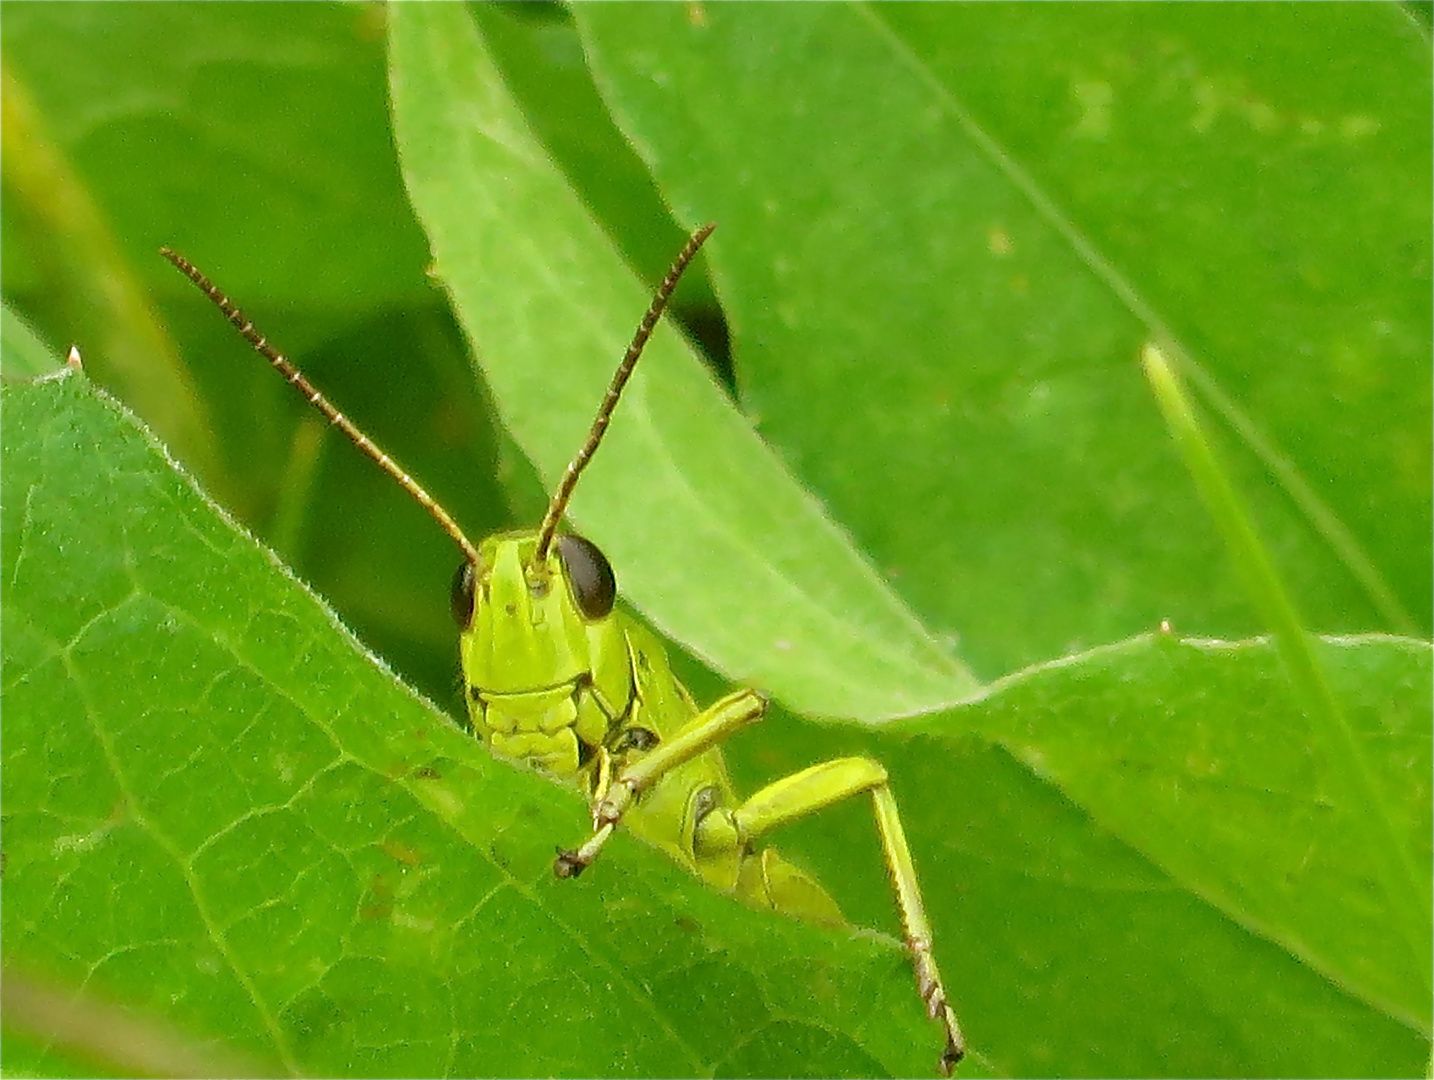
[1143,342,1431,980]
[2,301,63,379]
[1,1,428,305]
[1,967,284,1079]
[3,63,221,485]
[1,2,507,712]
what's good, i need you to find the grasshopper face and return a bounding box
[451,532,631,776]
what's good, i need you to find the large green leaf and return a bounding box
[2,372,954,1079]
[569,2,1430,680]
[6,371,1427,1076]
[3,3,1429,1077]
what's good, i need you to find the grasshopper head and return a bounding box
[451,531,619,695]
[446,224,714,773]
[163,225,714,777]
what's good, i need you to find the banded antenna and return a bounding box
[531,222,717,566]
[160,247,484,569]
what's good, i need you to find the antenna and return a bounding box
[160,247,483,569]
[532,222,717,565]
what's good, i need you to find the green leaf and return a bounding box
[571,2,1431,675]
[7,373,1428,1075]
[2,372,950,1079]
[962,631,1431,1033]
[758,630,1430,1076]
[387,4,978,721]
[4,4,1428,1077]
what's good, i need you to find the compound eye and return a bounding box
[557,534,616,620]
[450,561,477,628]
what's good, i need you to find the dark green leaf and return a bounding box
[2,373,951,1078]
[573,2,1431,675]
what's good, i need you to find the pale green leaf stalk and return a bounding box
[1142,342,1432,989]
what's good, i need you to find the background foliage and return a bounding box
[3,3,1430,1077]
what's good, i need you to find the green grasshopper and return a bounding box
[162,226,966,1074]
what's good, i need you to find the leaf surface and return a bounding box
[2,372,951,1078]
[388,4,979,721]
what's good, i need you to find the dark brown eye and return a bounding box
[557,534,616,620]
[450,561,476,628]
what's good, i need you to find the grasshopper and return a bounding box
[162,226,966,1073]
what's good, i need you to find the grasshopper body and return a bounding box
[163,226,965,1073]
[454,528,845,926]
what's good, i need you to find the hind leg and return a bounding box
[732,758,965,1074]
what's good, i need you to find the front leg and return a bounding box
[553,688,767,878]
